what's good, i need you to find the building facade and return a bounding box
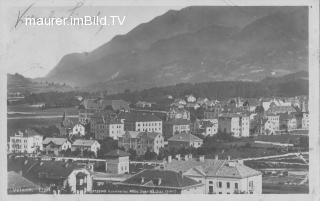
[161,158,262,194]
[118,131,165,155]
[167,133,203,149]
[9,129,43,153]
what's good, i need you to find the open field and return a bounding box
[7,105,79,116]
[253,135,306,143]
[263,183,308,194]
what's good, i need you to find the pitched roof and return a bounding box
[105,149,130,158]
[138,132,161,140]
[103,99,130,111]
[25,160,88,182]
[267,106,297,114]
[8,158,88,183]
[120,169,202,189]
[161,159,261,179]
[14,129,42,138]
[168,133,202,142]
[123,131,140,138]
[165,119,191,125]
[72,139,99,147]
[124,112,162,122]
[43,137,69,146]
[8,171,40,190]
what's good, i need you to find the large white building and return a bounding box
[218,114,250,137]
[160,157,262,194]
[124,112,162,133]
[118,131,165,155]
[9,129,43,153]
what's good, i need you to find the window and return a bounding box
[209,181,213,184]
[219,192,222,194]
[235,183,238,189]
[209,186,213,193]
[249,181,253,188]
[218,182,222,188]
[227,182,230,188]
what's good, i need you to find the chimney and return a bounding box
[168,155,172,163]
[158,178,162,186]
[176,154,181,161]
[228,155,231,161]
[215,155,219,160]
[199,155,205,162]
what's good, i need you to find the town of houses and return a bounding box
[7,94,309,194]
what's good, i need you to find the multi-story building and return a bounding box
[218,114,240,137]
[167,133,203,149]
[91,113,124,140]
[105,149,130,174]
[42,137,72,155]
[9,129,43,153]
[218,114,249,137]
[161,157,262,194]
[71,139,101,156]
[240,115,250,137]
[163,119,191,139]
[118,131,165,155]
[194,119,218,136]
[123,112,162,133]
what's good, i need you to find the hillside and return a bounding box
[45,6,308,93]
[7,73,74,94]
[104,71,308,103]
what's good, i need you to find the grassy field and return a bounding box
[263,183,308,194]
[253,134,306,143]
[7,105,79,116]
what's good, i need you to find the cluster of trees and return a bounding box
[24,91,91,108]
[104,78,307,104]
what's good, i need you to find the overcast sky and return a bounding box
[4,4,183,78]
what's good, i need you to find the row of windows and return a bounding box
[137,122,161,127]
[137,128,161,132]
[209,181,239,189]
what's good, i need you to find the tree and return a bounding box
[144,148,157,160]
[128,148,137,160]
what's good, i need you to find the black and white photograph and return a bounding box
[1,0,319,199]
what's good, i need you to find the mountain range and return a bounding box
[44,6,308,93]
